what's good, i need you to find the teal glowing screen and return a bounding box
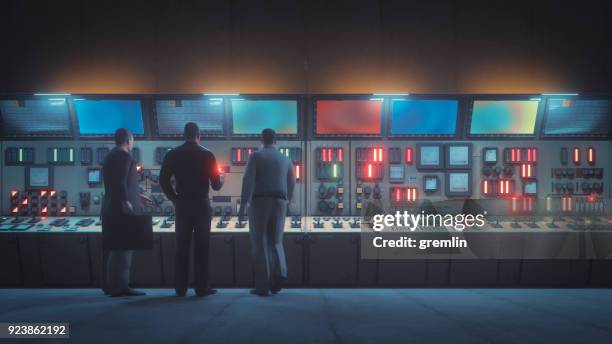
[75,99,144,135]
[231,100,298,135]
[470,100,539,135]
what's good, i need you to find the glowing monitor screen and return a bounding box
[75,99,144,135]
[470,100,539,135]
[420,146,440,166]
[0,99,71,137]
[448,172,469,193]
[156,99,224,136]
[543,99,612,136]
[315,100,382,135]
[28,167,51,188]
[390,99,458,135]
[231,100,298,135]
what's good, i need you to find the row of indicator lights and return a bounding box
[10,205,67,215]
[482,179,515,196]
[391,187,418,202]
[320,148,343,162]
[507,148,538,163]
[321,147,415,165]
[510,197,534,213]
[520,164,535,179]
[11,190,59,198]
[572,147,596,164]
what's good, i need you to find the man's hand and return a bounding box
[219,173,225,185]
[238,203,246,221]
[121,200,134,215]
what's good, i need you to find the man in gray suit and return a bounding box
[239,128,295,296]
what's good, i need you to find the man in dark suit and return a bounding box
[101,128,146,297]
[160,122,224,297]
[239,128,295,296]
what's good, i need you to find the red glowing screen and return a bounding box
[315,100,382,135]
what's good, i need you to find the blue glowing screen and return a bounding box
[231,100,298,135]
[543,99,612,136]
[74,99,144,135]
[390,100,458,135]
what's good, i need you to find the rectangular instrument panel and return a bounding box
[315,100,382,136]
[231,99,298,136]
[389,99,458,136]
[470,100,539,136]
[74,99,145,136]
[155,98,225,136]
[0,99,72,137]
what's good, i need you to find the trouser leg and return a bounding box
[250,202,271,293]
[270,200,288,281]
[193,203,212,293]
[107,250,133,294]
[174,203,193,294]
[101,249,110,293]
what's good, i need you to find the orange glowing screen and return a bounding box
[315,100,382,135]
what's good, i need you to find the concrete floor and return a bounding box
[1,289,612,343]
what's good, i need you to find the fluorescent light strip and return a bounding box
[369,98,384,101]
[34,93,71,96]
[372,93,409,96]
[541,93,579,96]
[203,93,240,96]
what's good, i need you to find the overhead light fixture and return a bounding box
[203,93,240,96]
[369,97,384,101]
[541,92,579,96]
[529,98,541,101]
[372,93,409,96]
[34,93,71,96]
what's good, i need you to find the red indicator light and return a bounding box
[10,190,19,198]
[373,148,378,162]
[378,148,383,162]
[367,164,373,178]
[562,196,573,212]
[395,188,401,202]
[237,148,242,162]
[295,165,301,180]
[11,207,19,214]
[247,148,253,156]
[136,164,142,172]
[41,206,48,213]
[405,148,413,164]
[573,147,580,164]
[482,180,490,195]
[337,148,343,162]
[587,194,597,203]
[511,197,518,213]
[60,207,67,214]
[524,148,537,163]
[511,149,516,162]
[50,191,56,197]
[21,198,28,205]
[521,164,534,179]
[587,147,595,164]
[523,197,533,212]
[40,190,47,197]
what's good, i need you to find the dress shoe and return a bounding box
[195,288,217,297]
[271,277,286,294]
[250,289,270,297]
[123,288,146,296]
